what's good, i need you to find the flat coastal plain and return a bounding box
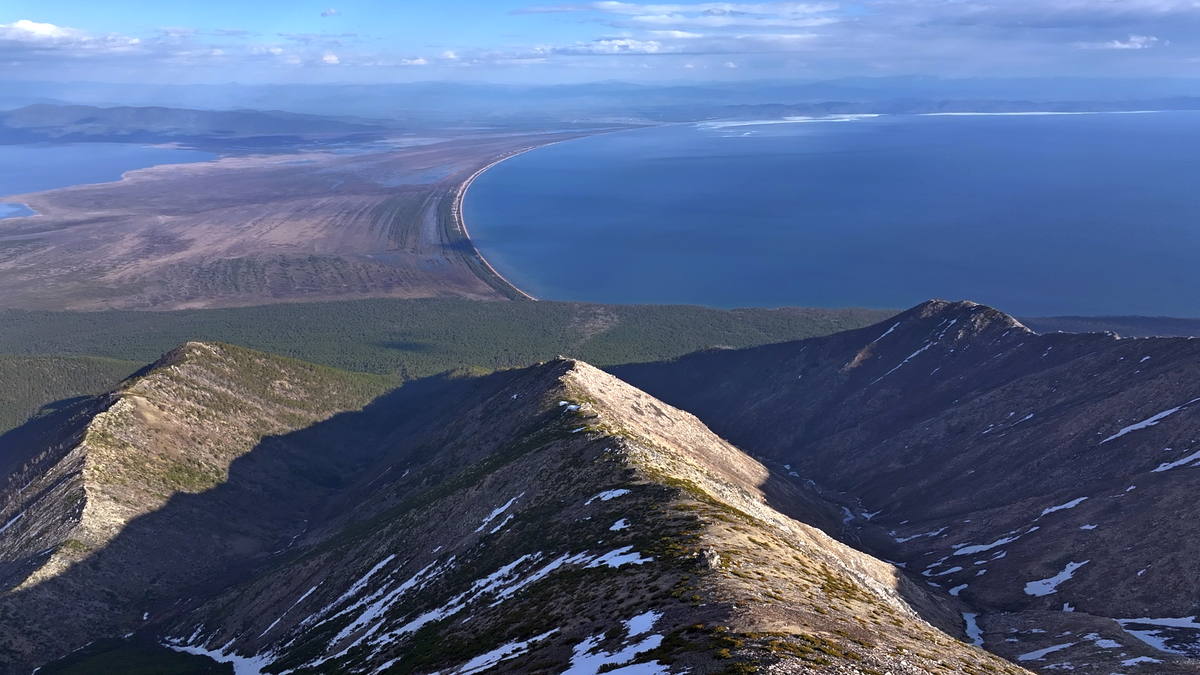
[0,130,595,310]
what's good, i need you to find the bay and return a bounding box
[465,112,1200,317]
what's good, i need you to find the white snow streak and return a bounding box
[871,323,900,344]
[952,535,1019,556]
[476,494,524,532]
[1025,561,1089,596]
[0,512,21,536]
[261,584,320,637]
[587,546,652,568]
[1041,497,1088,517]
[164,642,273,675]
[451,630,558,674]
[1017,642,1075,661]
[1152,448,1200,472]
[586,489,630,505]
[1100,398,1200,444]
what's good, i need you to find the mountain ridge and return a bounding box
[0,341,1026,674]
[612,299,1200,673]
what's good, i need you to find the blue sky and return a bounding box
[2,1,1197,83]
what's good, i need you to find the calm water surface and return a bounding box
[466,113,1200,316]
[0,143,216,217]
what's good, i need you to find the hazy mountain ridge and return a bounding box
[0,341,1028,674]
[613,300,1200,673]
[6,78,1200,121]
[0,104,387,146]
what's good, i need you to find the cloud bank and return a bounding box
[2,0,1197,81]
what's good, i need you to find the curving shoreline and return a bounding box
[449,144,556,302]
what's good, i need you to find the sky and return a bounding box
[2,0,1199,84]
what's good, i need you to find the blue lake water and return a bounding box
[465,112,1200,317]
[0,143,216,217]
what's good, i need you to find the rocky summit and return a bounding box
[0,338,1024,675]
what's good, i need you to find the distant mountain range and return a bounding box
[0,104,389,146]
[1,300,1198,673]
[5,77,1200,127]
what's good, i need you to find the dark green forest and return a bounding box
[0,298,896,434]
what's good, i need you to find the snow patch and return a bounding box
[0,513,22,536]
[586,489,630,505]
[894,527,946,543]
[1017,643,1075,661]
[1025,561,1089,596]
[625,611,661,637]
[587,546,652,568]
[963,613,984,647]
[164,641,273,675]
[871,323,900,344]
[1041,497,1087,517]
[261,584,319,637]
[451,630,559,674]
[1152,448,1200,472]
[1117,616,1200,656]
[952,535,1019,556]
[1100,398,1200,444]
[489,514,515,534]
[610,519,629,531]
[476,494,524,533]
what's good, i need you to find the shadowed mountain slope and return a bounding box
[0,343,392,669]
[613,300,1200,674]
[0,343,1026,675]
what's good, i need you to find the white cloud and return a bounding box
[516,2,836,15]
[0,19,143,57]
[322,52,340,63]
[321,8,341,17]
[538,37,668,54]
[1075,34,1161,49]
[1,19,75,39]
[724,60,738,67]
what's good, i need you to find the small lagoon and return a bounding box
[0,143,216,218]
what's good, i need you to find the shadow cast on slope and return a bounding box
[0,367,535,672]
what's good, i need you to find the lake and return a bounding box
[465,112,1200,317]
[0,143,216,217]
